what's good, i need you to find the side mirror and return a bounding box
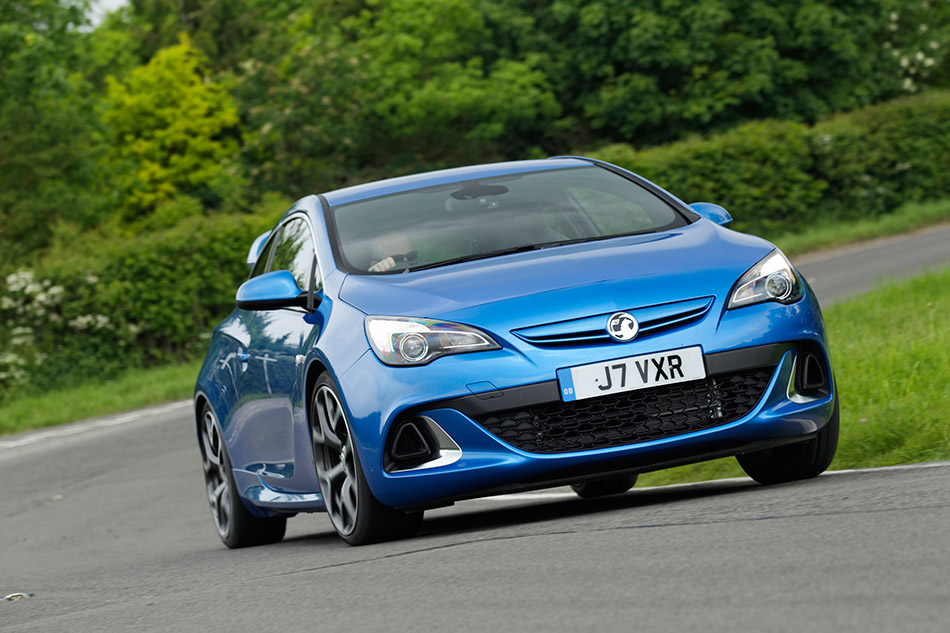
[236,270,307,310]
[688,202,733,227]
[246,230,272,270]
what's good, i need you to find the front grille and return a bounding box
[475,367,774,453]
[512,296,714,347]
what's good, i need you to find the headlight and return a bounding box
[365,316,501,366]
[728,250,803,309]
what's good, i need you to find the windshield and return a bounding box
[329,165,690,274]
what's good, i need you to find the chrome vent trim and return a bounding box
[512,296,714,347]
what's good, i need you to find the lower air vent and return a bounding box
[392,422,431,460]
[386,418,438,470]
[475,367,774,454]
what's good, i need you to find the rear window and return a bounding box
[330,166,688,274]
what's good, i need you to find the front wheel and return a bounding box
[199,403,287,548]
[737,396,839,485]
[310,374,423,545]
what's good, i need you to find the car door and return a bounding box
[229,214,324,493]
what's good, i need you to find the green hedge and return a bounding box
[591,91,950,237]
[0,212,274,398]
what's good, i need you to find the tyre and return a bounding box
[737,394,839,485]
[571,474,638,499]
[310,373,424,545]
[199,403,287,548]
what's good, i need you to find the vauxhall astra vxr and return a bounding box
[194,157,838,547]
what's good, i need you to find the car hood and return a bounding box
[338,220,774,330]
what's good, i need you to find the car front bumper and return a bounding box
[354,339,835,509]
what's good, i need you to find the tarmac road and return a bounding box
[793,222,950,306]
[1,225,949,632]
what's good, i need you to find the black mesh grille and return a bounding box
[475,367,774,453]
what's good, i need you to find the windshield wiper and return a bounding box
[406,243,551,272]
[404,230,666,273]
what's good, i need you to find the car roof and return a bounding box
[320,158,594,207]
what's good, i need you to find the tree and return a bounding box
[0,0,105,261]
[102,34,243,222]
[518,0,950,146]
[235,0,560,195]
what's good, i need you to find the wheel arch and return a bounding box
[193,391,213,458]
[304,358,330,427]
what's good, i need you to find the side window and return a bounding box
[270,218,316,291]
[250,228,280,279]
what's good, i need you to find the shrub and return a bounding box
[590,91,950,237]
[0,211,276,399]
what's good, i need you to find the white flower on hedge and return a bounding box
[127,323,142,335]
[889,11,898,22]
[6,270,35,293]
[85,273,99,285]
[920,24,928,33]
[903,77,916,91]
[10,327,34,346]
[94,315,111,330]
[900,56,910,68]
[0,352,22,366]
[929,41,939,50]
[69,315,95,330]
[1,296,16,310]
[924,57,936,67]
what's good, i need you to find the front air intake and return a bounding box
[392,422,431,460]
[386,418,438,470]
[800,353,826,392]
[795,343,830,397]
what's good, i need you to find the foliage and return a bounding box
[236,0,560,194]
[123,0,262,69]
[0,0,104,261]
[523,0,950,146]
[0,207,282,398]
[591,92,950,237]
[102,34,243,222]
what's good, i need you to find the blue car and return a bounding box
[194,157,838,547]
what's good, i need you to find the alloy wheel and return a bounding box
[311,385,359,536]
[200,409,231,538]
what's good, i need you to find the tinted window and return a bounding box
[270,218,315,290]
[331,166,687,274]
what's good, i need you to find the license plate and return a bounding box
[557,346,706,402]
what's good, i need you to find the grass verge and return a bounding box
[772,198,950,256]
[639,266,950,486]
[0,360,202,436]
